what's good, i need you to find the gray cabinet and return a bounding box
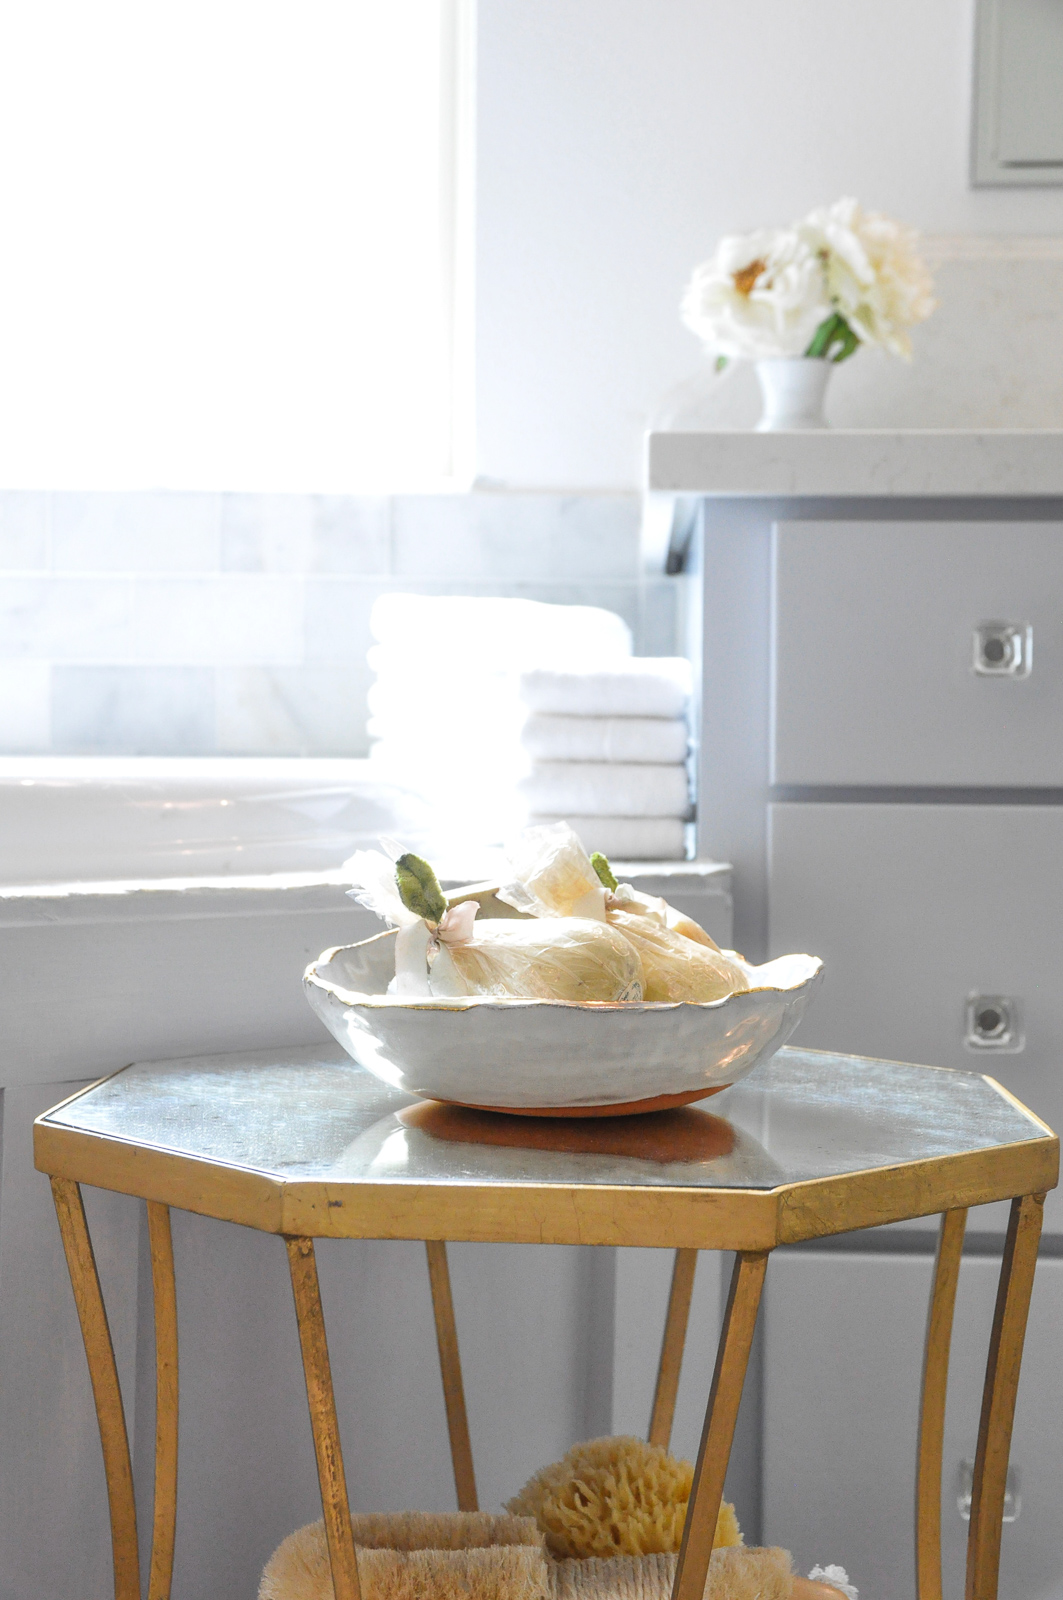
[772,520,1063,786]
[681,487,1063,1570]
[764,1251,1063,1600]
[760,511,1063,1584]
[768,802,1063,1232]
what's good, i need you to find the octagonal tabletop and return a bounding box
[35,1044,1058,1250]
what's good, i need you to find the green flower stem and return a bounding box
[805,311,860,364]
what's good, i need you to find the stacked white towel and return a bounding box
[366,594,634,850]
[516,658,692,861]
[366,595,692,860]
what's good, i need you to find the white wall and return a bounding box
[475,0,1063,489]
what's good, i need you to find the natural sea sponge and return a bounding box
[259,1513,546,1600]
[552,1544,792,1600]
[259,1507,852,1600]
[505,1436,742,1561]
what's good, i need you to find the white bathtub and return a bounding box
[0,756,436,885]
[0,757,450,1094]
[0,756,731,1087]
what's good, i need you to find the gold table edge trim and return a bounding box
[33,1115,1058,1249]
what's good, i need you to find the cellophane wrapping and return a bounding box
[605,906,745,1003]
[500,823,605,919]
[499,823,748,1002]
[438,918,644,1003]
[346,846,644,1001]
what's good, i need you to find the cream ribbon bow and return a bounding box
[392,898,479,995]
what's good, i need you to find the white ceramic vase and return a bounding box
[754,356,832,431]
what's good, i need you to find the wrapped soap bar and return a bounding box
[347,847,643,1003]
[602,904,742,1003]
[499,822,749,1004]
[589,851,721,951]
[434,916,644,1002]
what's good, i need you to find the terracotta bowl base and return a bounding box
[438,1085,729,1119]
[400,1100,737,1161]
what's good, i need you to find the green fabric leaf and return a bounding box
[395,853,448,923]
[590,851,618,891]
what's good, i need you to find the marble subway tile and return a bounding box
[50,492,221,572]
[0,577,134,661]
[215,664,370,755]
[310,496,391,573]
[546,494,641,580]
[0,493,49,571]
[392,493,640,582]
[0,661,51,751]
[221,494,390,573]
[220,494,315,572]
[302,577,394,662]
[131,576,304,665]
[51,666,215,754]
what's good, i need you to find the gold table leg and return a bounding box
[286,1236,361,1600]
[671,1249,769,1600]
[916,1207,968,1600]
[147,1201,179,1600]
[649,1248,698,1451]
[965,1193,1044,1600]
[425,1240,478,1511]
[51,1176,141,1600]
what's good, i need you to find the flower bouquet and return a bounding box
[681,197,935,430]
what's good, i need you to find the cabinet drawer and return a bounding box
[772,520,1063,785]
[768,803,1063,1228]
[764,1251,1063,1600]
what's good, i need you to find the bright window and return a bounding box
[0,1,470,491]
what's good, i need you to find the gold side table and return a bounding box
[35,1043,1058,1600]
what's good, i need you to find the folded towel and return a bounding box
[519,762,691,819]
[370,595,632,663]
[520,659,691,719]
[522,714,688,765]
[526,815,687,861]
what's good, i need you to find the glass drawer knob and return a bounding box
[958,1459,1021,1523]
[973,623,1032,677]
[965,994,1023,1052]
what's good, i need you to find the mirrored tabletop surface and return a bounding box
[41,1043,1051,1193]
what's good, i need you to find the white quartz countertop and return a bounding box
[647,429,1063,497]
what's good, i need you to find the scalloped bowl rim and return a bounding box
[304,933,823,1013]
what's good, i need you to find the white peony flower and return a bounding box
[799,196,935,358]
[681,227,830,361]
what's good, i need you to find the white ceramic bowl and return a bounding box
[303,918,824,1117]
